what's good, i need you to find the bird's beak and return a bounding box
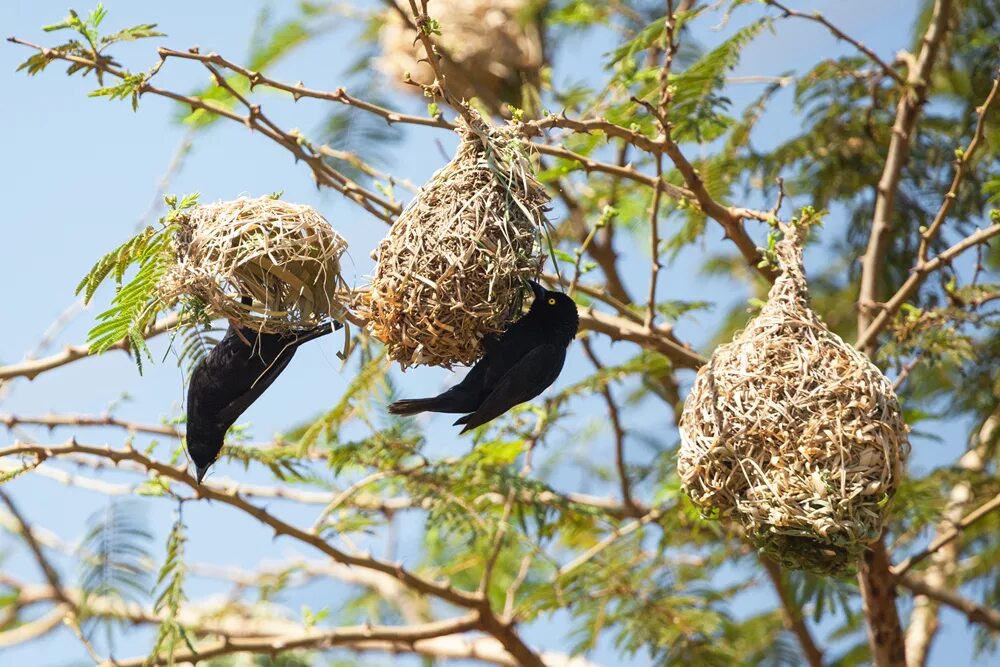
[195,464,210,485]
[529,280,545,301]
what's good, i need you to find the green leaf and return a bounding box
[89,71,147,111]
[100,24,164,47]
[84,227,173,370]
[76,226,158,303]
[77,500,153,649]
[147,512,189,667]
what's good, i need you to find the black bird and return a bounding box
[389,281,578,432]
[186,318,340,483]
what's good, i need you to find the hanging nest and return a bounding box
[359,113,548,368]
[375,0,544,109]
[677,225,909,575]
[158,196,350,334]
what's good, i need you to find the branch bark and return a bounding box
[902,408,997,666]
[0,441,547,666]
[761,558,825,667]
[897,572,1000,633]
[0,314,179,382]
[857,0,953,344]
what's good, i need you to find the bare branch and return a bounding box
[893,489,1000,578]
[761,558,824,667]
[903,409,995,666]
[855,222,1000,351]
[156,46,451,129]
[578,309,707,369]
[857,0,953,353]
[1,413,180,437]
[115,614,481,667]
[0,441,547,666]
[580,338,638,515]
[898,572,1000,632]
[917,71,1000,261]
[763,1,905,85]
[0,314,179,382]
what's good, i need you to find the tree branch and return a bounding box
[578,309,707,370]
[580,338,638,515]
[897,572,1000,632]
[855,222,1000,351]
[763,1,905,85]
[0,441,546,666]
[903,408,996,666]
[761,558,825,667]
[0,313,179,382]
[857,0,953,351]
[917,71,1000,261]
[893,489,1000,579]
[115,614,482,667]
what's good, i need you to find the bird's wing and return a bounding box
[460,344,566,432]
[214,346,296,427]
[213,324,334,426]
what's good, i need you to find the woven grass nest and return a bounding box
[158,196,349,334]
[677,225,909,575]
[376,0,543,107]
[360,114,548,369]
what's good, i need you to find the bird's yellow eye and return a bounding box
[548,297,556,305]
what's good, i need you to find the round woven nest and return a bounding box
[677,225,909,575]
[158,196,350,334]
[360,113,548,369]
[376,0,543,108]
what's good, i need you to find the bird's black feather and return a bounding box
[388,281,578,432]
[186,320,339,482]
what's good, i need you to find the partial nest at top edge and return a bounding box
[375,0,545,109]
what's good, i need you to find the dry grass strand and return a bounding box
[158,196,349,334]
[678,225,910,574]
[360,113,548,368]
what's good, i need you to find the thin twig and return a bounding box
[892,490,1000,578]
[580,339,638,515]
[761,558,824,667]
[855,222,1000,351]
[897,572,1000,631]
[763,1,905,85]
[917,72,1000,261]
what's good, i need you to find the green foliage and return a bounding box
[667,20,768,142]
[18,4,162,92]
[84,228,171,371]
[76,193,198,372]
[90,71,147,111]
[170,313,220,376]
[147,511,194,667]
[10,1,1000,665]
[78,500,154,647]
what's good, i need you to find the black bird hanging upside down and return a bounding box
[389,281,578,432]
[186,316,341,483]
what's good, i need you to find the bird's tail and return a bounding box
[388,397,446,416]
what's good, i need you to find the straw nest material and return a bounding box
[158,197,349,334]
[376,0,543,107]
[677,225,909,574]
[360,115,548,368]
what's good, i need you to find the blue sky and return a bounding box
[0,1,992,665]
